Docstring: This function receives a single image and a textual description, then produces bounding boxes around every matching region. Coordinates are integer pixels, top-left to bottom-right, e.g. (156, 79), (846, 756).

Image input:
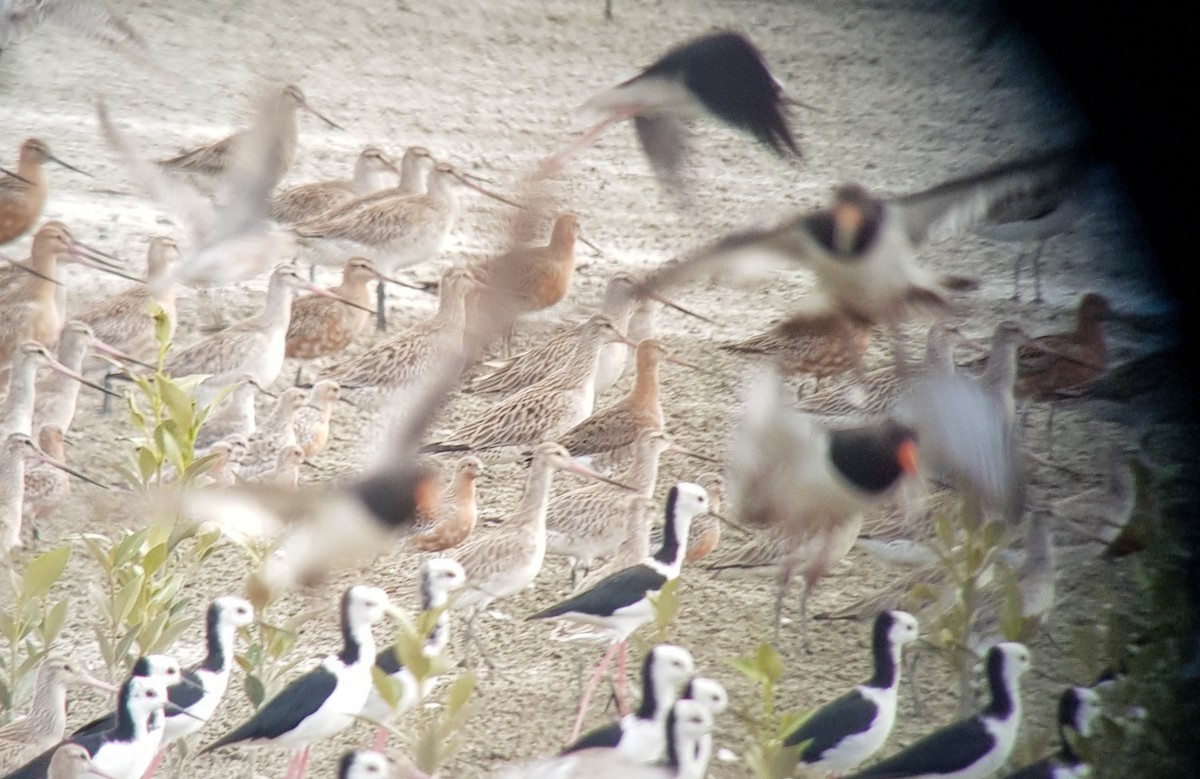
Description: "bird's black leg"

(1032, 241), (1046, 303)
(1011, 245), (1026, 302)
(376, 281), (387, 331)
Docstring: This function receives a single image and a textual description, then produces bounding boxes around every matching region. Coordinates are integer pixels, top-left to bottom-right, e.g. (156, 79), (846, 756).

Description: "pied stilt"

(360, 559), (465, 748)
(528, 482), (709, 740)
(784, 610), (920, 774)
(200, 585), (391, 779)
(845, 641), (1032, 779)
(493, 698), (714, 779)
(1000, 685), (1100, 779)
(337, 750), (390, 779)
(546, 31), (804, 193)
(562, 644), (694, 762)
(2, 674), (170, 779)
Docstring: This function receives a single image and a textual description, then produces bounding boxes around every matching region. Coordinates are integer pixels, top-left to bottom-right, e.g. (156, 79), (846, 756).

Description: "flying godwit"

(269, 146), (402, 225)
(637, 147), (1092, 370)
(467, 272), (638, 396)
(159, 84), (341, 184)
(421, 315), (634, 456)
(77, 235), (179, 362)
(293, 379), (340, 458)
(295, 161), (520, 329)
(163, 264), (358, 403)
(554, 338), (699, 465)
(449, 441), (630, 665)
(406, 455), (483, 552)
(470, 213), (580, 352)
(0, 0), (146, 60)
(0, 659), (115, 770)
(544, 30), (804, 194)
(318, 267), (478, 410)
(0, 140), (90, 246)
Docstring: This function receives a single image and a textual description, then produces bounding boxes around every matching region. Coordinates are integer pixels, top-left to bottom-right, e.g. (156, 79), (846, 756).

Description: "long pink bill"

(79, 674), (121, 695)
(1, 166), (33, 185)
(91, 337), (155, 371)
(664, 352), (716, 376)
(375, 270), (437, 295)
(47, 357), (122, 398)
(301, 100), (345, 131)
(301, 282), (375, 314)
(642, 289), (718, 325)
(666, 442), (720, 464)
(562, 460), (637, 491)
(2, 258), (63, 285)
(448, 169), (525, 210)
(29, 448), (112, 490)
(69, 245), (145, 283)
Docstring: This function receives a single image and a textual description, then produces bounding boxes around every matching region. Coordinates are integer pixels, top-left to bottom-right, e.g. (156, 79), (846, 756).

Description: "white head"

(668, 699), (715, 768)
(670, 481), (710, 523)
(647, 644), (696, 713)
(883, 610), (920, 648)
(1064, 685), (1102, 738)
(421, 558), (467, 602)
(684, 677), (728, 715)
(139, 654), (184, 687)
(344, 585), (391, 628)
(125, 675), (169, 720)
(338, 750), (390, 779)
(214, 596), (255, 631)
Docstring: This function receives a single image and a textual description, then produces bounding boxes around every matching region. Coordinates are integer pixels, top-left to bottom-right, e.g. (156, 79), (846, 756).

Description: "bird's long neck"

(639, 668), (680, 724)
(29, 673), (69, 742)
(620, 440), (664, 496)
(198, 608), (233, 674)
(420, 581), (452, 657)
(981, 335), (1019, 398)
(261, 278), (297, 329)
(338, 616), (376, 667)
(549, 220), (576, 255)
(865, 625), (901, 690)
(629, 350), (661, 409)
(652, 492), (688, 571)
(514, 459), (557, 534)
(454, 474), (478, 532)
(1077, 313), (1107, 357)
(337, 274), (373, 309)
(982, 656), (1019, 721)
(0, 359), (39, 435)
(17, 156), (46, 194)
(111, 683), (139, 740)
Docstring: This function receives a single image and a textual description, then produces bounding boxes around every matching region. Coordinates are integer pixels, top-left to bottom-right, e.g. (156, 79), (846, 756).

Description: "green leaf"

(445, 671), (475, 713)
(756, 642), (784, 685)
(371, 665), (402, 711)
(158, 378), (196, 432)
(245, 674), (266, 708)
(41, 598), (69, 644)
(113, 574), (143, 625)
(136, 446), (160, 484)
(21, 546), (71, 601)
(114, 629), (140, 668)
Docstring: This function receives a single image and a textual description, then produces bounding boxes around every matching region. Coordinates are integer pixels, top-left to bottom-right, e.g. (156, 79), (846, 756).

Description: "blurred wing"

(893, 143), (1093, 246)
(96, 98), (215, 247)
(894, 374), (1027, 523)
(633, 115), (691, 194)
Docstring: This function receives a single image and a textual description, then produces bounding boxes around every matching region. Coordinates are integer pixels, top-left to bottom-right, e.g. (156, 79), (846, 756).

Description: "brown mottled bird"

(1016, 292), (1111, 398)
(720, 305), (872, 391)
(285, 257), (378, 361)
(406, 456), (483, 552)
(77, 236), (180, 362)
(0, 140), (90, 246)
(268, 146), (401, 225)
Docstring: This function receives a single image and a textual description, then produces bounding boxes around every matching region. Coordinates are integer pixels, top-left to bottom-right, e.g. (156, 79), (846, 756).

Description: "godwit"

(269, 146), (401, 224)
(0, 659), (115, 770)
(242, 386), (306, 475)
(406, 455), (483, 553)
(420, 315), (634, 456)
(1014, 293), (1112, 423)
(716, 371), (918, 644)
(286, 257), (427, 371)
(467, 272), (638, 396)
(494, 699), (714, 779)
(720, 305), (873, 392)
(32, 320), (122, 435)
(545, 30), (803, 193)
(529, 482), (710, 739)
(159, 84), (341, 183)
(561, 644), (695, 760)
(44, 744), (106, 779)
(21, 424), (70, 523)
(194, 375), (261, 450)
(261, 444), (306, 488)
(3, 341), (115, 439)
(545, 429), (679, 582)
(97, 95), (302, 287)
(1, 673), (170, 779)
(163, 264), (356, 403)
(77, 235), (179, 362)
(360, 559), (466, 749)
(554, 338), (699, 464)
(293, 379), (340, 458)
(449, 441), (629, 664)
(0, 140), (90, 246)
(201, 586), (392, 779)
(470, 213), (580, 351)
(0, 222), (134, 369)
(1000, 686), (1099, 778)
(306, 146), (435, 224)
(843, 643), (1031, 779)
(318, 267), (477, 410)
(783, 610), (920, 775)
(638, 147), (1093, 368)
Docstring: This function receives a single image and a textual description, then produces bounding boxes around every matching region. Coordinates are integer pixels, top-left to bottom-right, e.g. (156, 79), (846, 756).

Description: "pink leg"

(613, 640), (629, 716)
(140, 747), (167, 779)
(570, 642), (620, 742)
(371, 725), (389, 750)
(283, 751), (303, 779)
(538, 107), (640, 176)
(294, 746), (312, 779)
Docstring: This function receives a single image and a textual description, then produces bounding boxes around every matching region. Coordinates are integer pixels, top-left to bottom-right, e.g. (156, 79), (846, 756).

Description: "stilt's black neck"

(652, 487), (682, 566)
(1057, 690), (1083, 764)
(337, 590), (362, 666)
(663, 706), (681, 768)
(110, 680), (138, 741)
(635, 651), (658, 720)
(865, 614), (898, 689)
(982, 649), (1015, 719)
(198, 602), (227, 673)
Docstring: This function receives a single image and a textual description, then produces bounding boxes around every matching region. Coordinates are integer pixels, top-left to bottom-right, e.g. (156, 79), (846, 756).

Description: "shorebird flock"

(0, 4), (1180, 779)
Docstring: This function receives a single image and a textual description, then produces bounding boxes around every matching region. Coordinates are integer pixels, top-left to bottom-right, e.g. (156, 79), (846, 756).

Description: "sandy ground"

(0, 0), (1190, 777)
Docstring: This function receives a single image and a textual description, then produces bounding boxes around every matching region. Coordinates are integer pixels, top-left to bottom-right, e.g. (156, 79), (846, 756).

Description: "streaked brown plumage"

(21, 424), (69, 522)
(269, 146), (401, 224)
(285, 257), (377, 359)
(1015, 292), (1111, 398)
(0, 140), (87, 246)
(77, 235), (179, 361)
(720, 306), (871, 387)
(472, 213), (579, 326)
(407, 456), (483, 552)
(0, 659), (114, 770)
(293, 379), (340, 458)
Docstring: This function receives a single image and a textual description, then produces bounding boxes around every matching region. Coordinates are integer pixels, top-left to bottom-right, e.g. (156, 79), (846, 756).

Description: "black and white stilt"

(845, 641), (1032, 779)
(784, 610), (920, 775)
(562, 644), (695, 762)
(1000, 685), (1099, 779)
(336, 750), (390, 779)
(3, 674), (170, 779)
(360, 559), (465, 749)
(528, 482), (709, 741)
(200, 586), (391, 779)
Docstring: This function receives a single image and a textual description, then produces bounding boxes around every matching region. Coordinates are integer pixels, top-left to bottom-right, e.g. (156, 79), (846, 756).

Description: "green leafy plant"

(728, 642), (808, 779)
(235, 606), (321, 709)
(647, 577), (682, 643)
(0, 546), (72, 719)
